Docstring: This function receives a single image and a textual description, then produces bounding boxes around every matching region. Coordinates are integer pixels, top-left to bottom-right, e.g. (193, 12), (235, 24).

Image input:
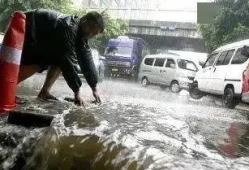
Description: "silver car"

(138, 53), (198, 93)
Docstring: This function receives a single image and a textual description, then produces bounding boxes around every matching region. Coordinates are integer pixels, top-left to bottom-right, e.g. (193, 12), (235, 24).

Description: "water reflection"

(24, 133), (143, 170)
(219, 121), (249, 158)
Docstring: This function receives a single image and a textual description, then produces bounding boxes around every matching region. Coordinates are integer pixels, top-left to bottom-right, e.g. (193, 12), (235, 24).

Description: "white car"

(190, 39), (249, 108)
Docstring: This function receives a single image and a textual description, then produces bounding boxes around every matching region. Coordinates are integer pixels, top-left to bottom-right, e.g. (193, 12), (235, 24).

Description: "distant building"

(73, 0), (196, 22)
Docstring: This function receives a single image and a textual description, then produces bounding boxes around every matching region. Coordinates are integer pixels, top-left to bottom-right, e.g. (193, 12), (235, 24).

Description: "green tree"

(198, 0), (249, 52)
(66, 8), (128, 54)
(89, 17), (128, 54)
(0, 0), (72, 32)
(0, 1), (128, 54)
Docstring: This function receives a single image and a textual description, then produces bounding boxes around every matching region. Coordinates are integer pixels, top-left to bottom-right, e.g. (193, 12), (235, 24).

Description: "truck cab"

(104, 36), (149, 78)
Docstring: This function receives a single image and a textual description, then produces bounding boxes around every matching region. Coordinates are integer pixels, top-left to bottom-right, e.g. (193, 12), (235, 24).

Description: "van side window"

(154, 58), (165, 67)
(223, 50), (235, 65)
(144, 58), (154, 66)
(216, 50), (235, 66)
(231, 48), (249, 64)
(204, 53), (218, 67)
(165, 59), (176, 68)
(216, 51), (228, 66)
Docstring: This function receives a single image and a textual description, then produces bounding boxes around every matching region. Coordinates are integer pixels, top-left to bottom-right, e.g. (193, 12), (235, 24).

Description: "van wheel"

(170, 81), (181, 93)
(189, 84), (204, 99)
(141, 77), (149, 87)
(223, 87), (238, 109)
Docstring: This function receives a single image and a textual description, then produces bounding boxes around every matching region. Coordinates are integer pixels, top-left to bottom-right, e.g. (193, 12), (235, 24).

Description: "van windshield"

(105, 47), (133, 57)
(177, 59), (198, 72)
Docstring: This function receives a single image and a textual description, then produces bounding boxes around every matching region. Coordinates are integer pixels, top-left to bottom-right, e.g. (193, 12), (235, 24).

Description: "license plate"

(112, 68), (118, 72)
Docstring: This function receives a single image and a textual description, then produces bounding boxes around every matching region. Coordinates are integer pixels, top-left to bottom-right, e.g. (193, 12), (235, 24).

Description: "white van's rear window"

(231, 48), (248, 64)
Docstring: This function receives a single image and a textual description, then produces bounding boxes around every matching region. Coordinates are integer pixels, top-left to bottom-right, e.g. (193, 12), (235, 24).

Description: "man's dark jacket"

(23, 9), (98, 93)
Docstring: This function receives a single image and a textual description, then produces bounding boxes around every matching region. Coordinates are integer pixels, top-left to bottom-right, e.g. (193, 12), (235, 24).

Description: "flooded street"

(1, 74), (249, 170)
(2, 0), (249, 169)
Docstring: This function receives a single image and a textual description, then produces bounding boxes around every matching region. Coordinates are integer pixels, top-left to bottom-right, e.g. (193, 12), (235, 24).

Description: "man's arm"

(76, 39), (99, 89)
(59, 53), (85, 105)
(56, 20), (82, 94)
(76, 39), (101, 103)
(59, 53), (82, 93)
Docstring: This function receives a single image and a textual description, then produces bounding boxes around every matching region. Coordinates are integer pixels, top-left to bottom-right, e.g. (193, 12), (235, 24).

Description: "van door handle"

(213, 67), (216, 72)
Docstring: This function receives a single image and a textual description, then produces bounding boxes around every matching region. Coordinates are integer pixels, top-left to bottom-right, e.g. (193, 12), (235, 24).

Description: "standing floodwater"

(1, 74), (249, 170)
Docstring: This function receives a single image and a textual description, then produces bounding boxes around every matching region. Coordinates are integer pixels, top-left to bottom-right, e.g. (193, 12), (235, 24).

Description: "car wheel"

(223, 87), (238, 109)
(141, 77), (149, 87)
(189, 84), (204, 99)
(170, 81), (181, 93)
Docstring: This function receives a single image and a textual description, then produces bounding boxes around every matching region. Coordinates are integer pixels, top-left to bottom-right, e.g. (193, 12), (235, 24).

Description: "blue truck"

(104, 36), (149, 78)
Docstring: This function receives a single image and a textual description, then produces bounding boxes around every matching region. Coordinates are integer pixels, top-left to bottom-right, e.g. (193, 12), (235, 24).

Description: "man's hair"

(80, 12), (105, 33)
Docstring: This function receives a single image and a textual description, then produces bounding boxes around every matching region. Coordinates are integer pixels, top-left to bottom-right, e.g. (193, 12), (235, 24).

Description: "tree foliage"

(90, 17), (128, 54)
(198, 0), (249, 52)
(0, 0), (72, 31)
(0, 0), (128, 54)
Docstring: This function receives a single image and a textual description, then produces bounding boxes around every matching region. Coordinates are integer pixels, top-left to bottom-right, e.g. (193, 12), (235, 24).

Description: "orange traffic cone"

(0, 11), (26, 114)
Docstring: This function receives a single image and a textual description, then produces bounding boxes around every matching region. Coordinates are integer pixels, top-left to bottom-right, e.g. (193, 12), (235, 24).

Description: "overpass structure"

(128, 20), (206, 52)
(74, 0), (206, 52)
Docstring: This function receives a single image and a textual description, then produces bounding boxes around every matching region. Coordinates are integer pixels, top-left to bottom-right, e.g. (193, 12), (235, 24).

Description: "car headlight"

(180, 73), (187, 78)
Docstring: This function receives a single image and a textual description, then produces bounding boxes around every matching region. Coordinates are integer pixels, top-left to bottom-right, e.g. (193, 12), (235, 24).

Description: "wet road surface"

(1, 74), (249, 170)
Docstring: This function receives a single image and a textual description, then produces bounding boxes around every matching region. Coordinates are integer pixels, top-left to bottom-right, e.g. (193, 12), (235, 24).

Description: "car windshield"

(178, 59), (198, 72)
(105, 46), (132, 57)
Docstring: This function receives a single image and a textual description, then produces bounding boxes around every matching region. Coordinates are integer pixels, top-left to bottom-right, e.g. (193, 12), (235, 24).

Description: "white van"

(138, 53), (199, 93)
(190, 39), (249, 108)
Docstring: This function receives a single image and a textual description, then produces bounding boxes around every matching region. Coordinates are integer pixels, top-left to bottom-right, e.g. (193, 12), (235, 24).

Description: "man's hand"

(74, 92), (85, 106)
(92, 87), (101, 103)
